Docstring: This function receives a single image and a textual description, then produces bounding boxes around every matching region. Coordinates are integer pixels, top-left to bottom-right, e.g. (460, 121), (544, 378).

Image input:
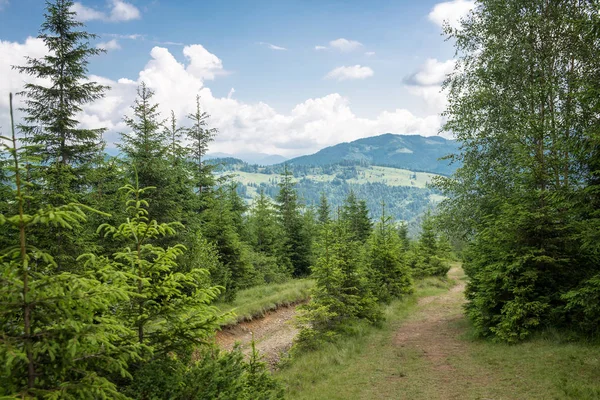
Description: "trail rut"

(215, 303), (300, 367)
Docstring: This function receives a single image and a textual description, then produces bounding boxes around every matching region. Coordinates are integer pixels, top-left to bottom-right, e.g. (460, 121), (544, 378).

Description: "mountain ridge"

(282, 133), (459, 175)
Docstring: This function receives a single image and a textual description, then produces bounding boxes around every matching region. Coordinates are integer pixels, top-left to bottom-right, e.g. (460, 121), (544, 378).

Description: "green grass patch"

(216, 279), (314, 326)
(276, 277), (449, 400)
(277, 268), (600, 399)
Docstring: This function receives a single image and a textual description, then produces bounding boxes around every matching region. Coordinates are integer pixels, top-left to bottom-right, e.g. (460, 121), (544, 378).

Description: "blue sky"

(0, 0), (474, 157)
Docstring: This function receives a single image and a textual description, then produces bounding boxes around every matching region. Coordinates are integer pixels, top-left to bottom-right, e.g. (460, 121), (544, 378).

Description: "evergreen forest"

(1, 0), (599, 399)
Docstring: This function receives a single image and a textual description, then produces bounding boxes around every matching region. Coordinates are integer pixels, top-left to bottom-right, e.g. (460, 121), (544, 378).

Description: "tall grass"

(216, 279), (314, 326)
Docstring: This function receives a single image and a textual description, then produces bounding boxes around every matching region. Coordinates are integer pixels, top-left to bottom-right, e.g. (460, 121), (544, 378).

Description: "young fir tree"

(317, 191), (331, 225)
(397, 221), (411, 251)
(0, 94), (138, 399)
(366, 202), (413, 303)
(276, 165), (312, 277)
(341, 190), (372, 242)
(201, 188), (254, 299)
(297, 218), (381, 346)
(96, 179), (223, 358)
(186, 95), (217, 195)
(15, 0), (107, 203)
(246, 189), (292, 283)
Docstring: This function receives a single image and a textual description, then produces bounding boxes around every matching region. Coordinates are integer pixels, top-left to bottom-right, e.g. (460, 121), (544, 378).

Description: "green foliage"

(0, 96), (139, 399)
(436, 0), (600, 342)
(15, 0), (106, 193)
(366, 203), (414, 303)
(186, 95), (217, 194)
(407, 211), (450, 279)
(340, 190), (372, 242)
(201, 188), (254, 299)
(296, 220), (382, 347)
(125, 345), (284, 400)
(96, 180), (223, 356)
(276, 166), (313, 277)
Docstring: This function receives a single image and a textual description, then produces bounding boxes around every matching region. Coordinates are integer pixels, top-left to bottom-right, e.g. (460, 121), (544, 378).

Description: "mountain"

(206, 152), (288, 166)
(284, 134), (460, 175)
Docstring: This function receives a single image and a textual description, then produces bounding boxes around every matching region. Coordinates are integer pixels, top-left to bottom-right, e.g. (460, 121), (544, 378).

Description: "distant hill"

(284, 134), (459, 175)
(206, 152), (288, 166)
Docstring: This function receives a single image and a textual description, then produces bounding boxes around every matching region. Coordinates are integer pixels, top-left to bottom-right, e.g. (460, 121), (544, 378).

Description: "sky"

(0, 0), (475, 157)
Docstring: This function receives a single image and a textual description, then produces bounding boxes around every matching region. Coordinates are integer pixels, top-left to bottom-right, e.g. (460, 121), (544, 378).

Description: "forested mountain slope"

(284, 134), (460, 175)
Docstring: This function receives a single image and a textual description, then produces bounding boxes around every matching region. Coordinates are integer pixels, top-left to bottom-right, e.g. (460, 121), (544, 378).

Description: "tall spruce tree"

(186, 95), (217, 194)
(317, 192), (331, 225)
(276, 165), (312, 277)
(119, 83), (181, 224)
(15, 0), (107, 203)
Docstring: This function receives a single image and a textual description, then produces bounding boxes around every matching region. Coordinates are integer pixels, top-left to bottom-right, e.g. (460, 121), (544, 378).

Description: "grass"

(276, 277), (454, 400)
(276, 267), (600, 399)
(215, 279), (314, 326)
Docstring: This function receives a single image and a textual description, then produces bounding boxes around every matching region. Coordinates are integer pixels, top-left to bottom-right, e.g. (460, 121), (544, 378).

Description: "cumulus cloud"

(404, 58), (455, 86)
(96, 39), (121, 51)
(71, 0), (141, 22)
(326, 65), (374, 81)
(315, 38), (364, 52)
(404, 58), (456, 113)
(257, 42), (287, 51)
(0, 38), (447, 158)
(428, 0), (475, 30)
(329, 38), (363, 52)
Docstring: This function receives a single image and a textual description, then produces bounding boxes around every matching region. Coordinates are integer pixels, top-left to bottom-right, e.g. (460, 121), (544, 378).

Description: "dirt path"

(215, 303), (300, 367)
(392, 265), (497, 399)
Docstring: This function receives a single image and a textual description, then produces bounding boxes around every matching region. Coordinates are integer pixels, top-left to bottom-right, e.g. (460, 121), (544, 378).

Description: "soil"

(215, 303), (302, 368)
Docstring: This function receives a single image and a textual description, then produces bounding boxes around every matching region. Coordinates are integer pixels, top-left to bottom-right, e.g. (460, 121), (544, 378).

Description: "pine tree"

(317, 192), (331, 224)
(186, 95), (217, 194)
(367, 202), (413, 303)
(276, 165), (312, 277)
(96, 179), (223, 357)
(201, 188), (254, 299)
(341, 190), (372, 242)
(297, 219), (381, 345)
(119, 83), (180, 223)
(15, 0), (107, 203)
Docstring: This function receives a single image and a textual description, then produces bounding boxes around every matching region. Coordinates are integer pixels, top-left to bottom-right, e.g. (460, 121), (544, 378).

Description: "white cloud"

(0, 37), (48, 113)
(326, 65), (374, 81)
(0, 39), (447, 158)
(428, 0), (475, 30)
(96, 39), (121, 51)
(404, 58), (455, 86)
(71, 2), (105, 21)
(109, 0), (140, 21)
(365, 51), (375, 57)
(71, 0), (140, 22)
(104, 33), (144, 40)
(329, 38), (363, 52)
(315, 39), (364, 52)
(257, 42), (287, 51)
(404, 58), (456, 113)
